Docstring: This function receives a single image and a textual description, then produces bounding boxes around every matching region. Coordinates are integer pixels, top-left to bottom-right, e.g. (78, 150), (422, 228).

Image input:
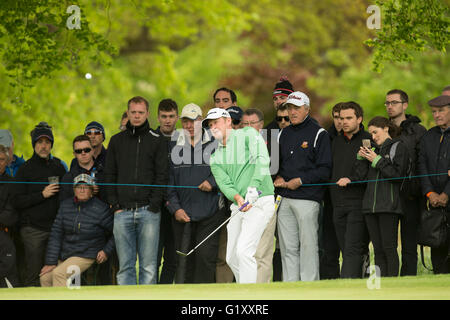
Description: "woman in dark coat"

(348, 116), (409, 277)
(40, 174), (114, 287)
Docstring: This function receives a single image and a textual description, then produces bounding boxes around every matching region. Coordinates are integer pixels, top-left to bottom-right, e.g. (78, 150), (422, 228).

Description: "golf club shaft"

(187, 200), (250, 254)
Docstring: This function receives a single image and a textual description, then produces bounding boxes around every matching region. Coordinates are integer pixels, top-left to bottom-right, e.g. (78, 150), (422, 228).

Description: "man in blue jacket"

(166, 103), (222, 283)
(274, 91), (332, 281)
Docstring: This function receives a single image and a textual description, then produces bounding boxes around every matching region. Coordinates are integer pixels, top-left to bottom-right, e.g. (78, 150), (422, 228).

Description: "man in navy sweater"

(274, 91), (332, 281)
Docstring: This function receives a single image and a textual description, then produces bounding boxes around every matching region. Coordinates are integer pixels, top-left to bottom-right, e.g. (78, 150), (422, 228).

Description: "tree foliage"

(365, 0), (449, 71)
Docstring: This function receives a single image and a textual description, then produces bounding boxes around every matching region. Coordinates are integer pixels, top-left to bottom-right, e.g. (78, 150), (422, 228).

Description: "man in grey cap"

(418, 94), (450, 274)
(0, 130), (25, 177)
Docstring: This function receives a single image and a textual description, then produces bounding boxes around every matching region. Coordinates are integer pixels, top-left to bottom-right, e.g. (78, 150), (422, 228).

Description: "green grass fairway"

(0, 275), (449, 300)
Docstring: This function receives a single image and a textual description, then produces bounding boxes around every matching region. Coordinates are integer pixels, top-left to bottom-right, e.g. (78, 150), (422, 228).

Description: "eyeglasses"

(276, 116), (290, 122)
(85, 130), (102, 136)
(384, 101), (404, 107)
(232, 119), (241, 125)
(74, 148), (92, 154)
(242, 120), (262, 126)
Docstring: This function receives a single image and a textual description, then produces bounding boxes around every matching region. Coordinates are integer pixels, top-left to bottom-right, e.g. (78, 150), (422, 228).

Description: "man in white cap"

(274, 91), (332, 282)
(205, 107), (275, 284)
(167, 103), (223, 283)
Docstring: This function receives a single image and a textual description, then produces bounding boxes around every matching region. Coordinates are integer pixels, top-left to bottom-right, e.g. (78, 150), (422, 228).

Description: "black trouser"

(20, 226), (50, 287)
(399, 196), (422, 276)
(365, 213), (400, 277)
(173, 209), (224, 284)
(0, 230), (19, 288)
(333, 206), (368, 278)
(431, 209), (450, 274)
(319, 198), (340, 280)
(157, 205), (176, 284)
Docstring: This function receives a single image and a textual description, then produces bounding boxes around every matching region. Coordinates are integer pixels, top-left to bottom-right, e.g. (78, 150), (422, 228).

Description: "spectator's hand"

(198, 180), (212, 192)
(114, 209), (124, 214)
(42, 184), (60, 198)
(428, 192), (441, 207)
(40, 265), (56, 276)
(273, 176), (287, 188)
(234, 194), (251, 212)
(286, 178), (302, 190)
(359, 147), (377, 162)
(336, 178), (351, 187)
(96, 250), (108, 264)
(437, 193), (449, 207)
(175, 209), (191, 223)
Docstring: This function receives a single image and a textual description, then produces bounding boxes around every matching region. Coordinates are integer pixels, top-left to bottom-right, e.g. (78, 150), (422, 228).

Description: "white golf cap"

(180, 103), (203, 120)
(202, 107), (231, 126)
(286, 91), (310, 107)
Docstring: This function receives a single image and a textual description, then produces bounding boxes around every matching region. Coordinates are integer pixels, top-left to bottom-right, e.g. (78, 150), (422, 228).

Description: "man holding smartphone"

(331, 102), (372, 278)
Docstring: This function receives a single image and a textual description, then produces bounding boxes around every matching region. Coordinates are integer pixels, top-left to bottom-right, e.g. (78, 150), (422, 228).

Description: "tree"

(365, 0), (449, 71)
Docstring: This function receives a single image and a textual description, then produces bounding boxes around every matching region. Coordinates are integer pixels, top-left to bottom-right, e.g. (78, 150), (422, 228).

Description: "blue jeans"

(113, 206), (161, 285)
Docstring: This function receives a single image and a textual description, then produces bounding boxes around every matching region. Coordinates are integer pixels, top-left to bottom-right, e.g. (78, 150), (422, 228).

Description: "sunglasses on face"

(276, 116), (290, 122)
(85, 130), (102, 136)
(74, 148), (92, 154)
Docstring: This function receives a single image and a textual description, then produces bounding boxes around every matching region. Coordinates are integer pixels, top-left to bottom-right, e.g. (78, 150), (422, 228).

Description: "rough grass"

(1, 274), (449, 300)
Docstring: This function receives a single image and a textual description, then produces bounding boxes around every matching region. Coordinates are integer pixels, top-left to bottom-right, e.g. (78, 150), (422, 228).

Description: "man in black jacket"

(155, 98), (179, 284)
(385, 89), (427, 276)
(418, 94), (450, 274)
(330, 102), (371, 278)
(167, 103), (222, 283)
(11, 122), (66, 286)
(105, 96), (168, 285)
(61, 135), (107, 202)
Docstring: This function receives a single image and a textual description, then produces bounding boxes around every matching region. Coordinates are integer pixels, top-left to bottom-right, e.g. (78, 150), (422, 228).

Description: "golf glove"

(244, 187), (259, 205)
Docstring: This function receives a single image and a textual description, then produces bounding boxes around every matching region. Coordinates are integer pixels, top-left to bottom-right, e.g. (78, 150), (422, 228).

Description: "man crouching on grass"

(205, 108), (275, 284)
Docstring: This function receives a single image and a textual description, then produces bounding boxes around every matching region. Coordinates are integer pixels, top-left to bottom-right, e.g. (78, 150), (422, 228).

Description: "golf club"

(176, 191), (262, 257)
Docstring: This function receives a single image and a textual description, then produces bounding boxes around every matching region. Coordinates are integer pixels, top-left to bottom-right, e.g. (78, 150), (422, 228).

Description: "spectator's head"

(73, 173), (95, 202)
(127, 96), (149, 127)
(213, 87), (237, 109)
(367, 116), (400, 146)
(285, 91), (310, 125)
(157, 99), (179, 136)
(331, 102), (344, 132)
(442, 85), (450, 96)
(227, 106), (244, 129)
(203, 108), (232, 141)
(385, 89), (408, 120)
(180, 103), (203, 140)
(242, 108), (264, 132)
(72, 135), (94, 167)
(0, 130), (13, 163)
(120, 111), (128, 131)
(428, 94), (450, 130)
(0, 144), (10, 175)
(276, 103), (290, 129)
(30, 122), (54, 159)
(339, 101), (363, 136)
(272, 76), (294, 109)
(84, 121), (105, 149)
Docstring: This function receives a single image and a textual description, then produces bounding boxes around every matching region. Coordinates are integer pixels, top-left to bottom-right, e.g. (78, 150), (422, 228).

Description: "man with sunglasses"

(84, 121), (107, 168)
(60, 135), (107, 202)
(385, 89), (427, 276)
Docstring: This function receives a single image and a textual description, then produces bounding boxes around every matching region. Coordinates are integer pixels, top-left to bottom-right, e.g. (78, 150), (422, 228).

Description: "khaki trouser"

(254, 211), (277, 283)
(40, 256), (95, 287)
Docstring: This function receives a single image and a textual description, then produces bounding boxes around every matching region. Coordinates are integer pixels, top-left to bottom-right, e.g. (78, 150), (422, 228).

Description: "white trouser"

(277, 198), (320, 282)
(226, 195), (275, 284)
